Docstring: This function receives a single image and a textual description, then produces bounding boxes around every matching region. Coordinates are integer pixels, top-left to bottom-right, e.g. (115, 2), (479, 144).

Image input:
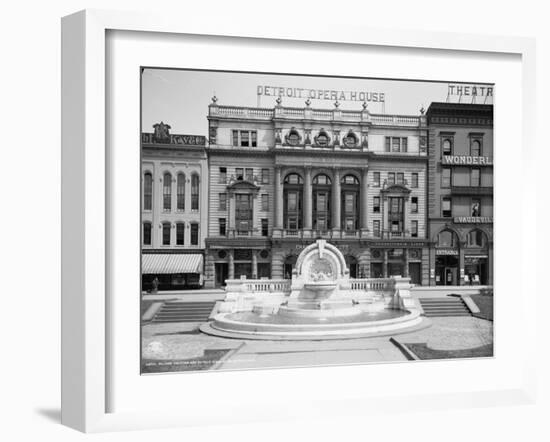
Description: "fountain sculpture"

(201, 240), (429, 340)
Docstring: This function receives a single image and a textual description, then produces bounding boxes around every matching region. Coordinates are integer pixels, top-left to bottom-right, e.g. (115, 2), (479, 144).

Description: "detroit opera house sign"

(257, 85), (386, 103)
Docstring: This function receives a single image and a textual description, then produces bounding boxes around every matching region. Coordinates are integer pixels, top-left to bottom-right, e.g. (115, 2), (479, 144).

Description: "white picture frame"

(61, 9), (537, 433)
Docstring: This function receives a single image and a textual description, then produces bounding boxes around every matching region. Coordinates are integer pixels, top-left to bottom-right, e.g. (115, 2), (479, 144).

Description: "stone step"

(419, 297), (471, 317)
(152, 301), (216, 323)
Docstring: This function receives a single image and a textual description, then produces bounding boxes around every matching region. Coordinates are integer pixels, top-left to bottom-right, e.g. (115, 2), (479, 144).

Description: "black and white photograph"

(140, 69), (494, 374)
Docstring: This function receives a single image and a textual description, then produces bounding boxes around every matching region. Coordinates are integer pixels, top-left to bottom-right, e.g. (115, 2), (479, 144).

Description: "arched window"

(471, 139), (481, 156)
(284, 173), (303, 184)
(143, 172), (153, 211)
(313, 174), (332, 185)
(313, 174), (332, 230)
(442, 139), (452, 156)
(283, 173), (303, 230)
(143, 222), (152, 245)
(437, 230), (457, 248)
(191, 174), (199, 210)
(341, 174), (359, 185)
(341, 175), (360, 231)
(177, 173), (185, 211)
(467, 229), (486, 247)
(176, 222), (185, 245)
(163, 172), (172, 211)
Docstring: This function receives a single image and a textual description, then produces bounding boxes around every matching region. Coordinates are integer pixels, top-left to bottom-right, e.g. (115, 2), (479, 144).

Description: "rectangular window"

(176, 223), (185, 245)
(385, 137), (391, 152)
(373, 220), (381, 237)
(162, 223), (171, 245)
(219, 193), (227, 211)
(373, 196), (380, 213)
(471, 168), (481, 187)
(190, 224), (199, 245)
(240, 131), (249, 147)
(411, 197), (418, 213)
(411, 173), (418, 188)
(219, 167), (227, 184)
(251, 131), (257, 147)
(442, 197), (452, 217)
(411, 220), (418, 238)
(143, 223), (151, 245)
(389, 197), (403, 214)
(387, 172), (395, 185)
(392, 137), (400, 152)
(236, 168), (244, 180)
(219, 218), (226, 236)
(441, 168), (451, 188)
(245, 168), (254, 181)
(401, 137), (408, 152)
(261, 218), (268, 236)
(143, 173), (153, 211)
(397, 173), (404, 185)
(232, 130), (239, 147)
(373, 172), (380, 187)
(261, 168), (269, 184)
(261, 194), (269, 211)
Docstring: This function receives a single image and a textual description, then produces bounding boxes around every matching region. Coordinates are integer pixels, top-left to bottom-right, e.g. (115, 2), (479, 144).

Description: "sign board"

(257, 85), (385, 103)
(436, 248), (459, 256)
(442, 156), (493, 166)
(453, 217), (493, 224)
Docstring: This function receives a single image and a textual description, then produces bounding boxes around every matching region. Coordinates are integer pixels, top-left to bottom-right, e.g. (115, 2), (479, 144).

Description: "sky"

(141, 68), (494, 136)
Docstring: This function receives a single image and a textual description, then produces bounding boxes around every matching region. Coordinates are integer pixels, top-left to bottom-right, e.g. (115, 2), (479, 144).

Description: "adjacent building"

(141, 123), (209, 290)
(425, 103), (493, 286)
(204, 97), (431, 288)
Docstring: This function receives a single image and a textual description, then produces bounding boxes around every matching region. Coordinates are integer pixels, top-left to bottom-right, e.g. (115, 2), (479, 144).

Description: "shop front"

(141, 252), (204, 291)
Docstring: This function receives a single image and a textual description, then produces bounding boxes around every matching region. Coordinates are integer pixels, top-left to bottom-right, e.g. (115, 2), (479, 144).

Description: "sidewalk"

(411, 285), (492, 298)
(142, 288), (225, 302)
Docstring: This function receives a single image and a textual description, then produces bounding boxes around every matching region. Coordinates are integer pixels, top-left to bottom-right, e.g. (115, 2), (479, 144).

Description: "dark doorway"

(215, 263), (228, 287)
(408, 262), (422, 285)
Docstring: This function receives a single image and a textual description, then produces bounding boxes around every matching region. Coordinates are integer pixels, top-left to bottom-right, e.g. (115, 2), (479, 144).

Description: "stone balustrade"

(209, 104), (423, 127)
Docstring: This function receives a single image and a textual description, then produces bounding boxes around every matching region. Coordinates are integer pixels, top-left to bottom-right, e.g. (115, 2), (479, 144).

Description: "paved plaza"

(141, 314), (493, 373)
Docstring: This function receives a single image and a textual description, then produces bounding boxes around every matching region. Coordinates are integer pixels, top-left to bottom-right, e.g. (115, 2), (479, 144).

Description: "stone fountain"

(201, 240), (429, 340)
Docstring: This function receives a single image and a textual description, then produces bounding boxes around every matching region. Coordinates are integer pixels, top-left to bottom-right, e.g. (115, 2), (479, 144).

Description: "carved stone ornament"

(152, 121), (171, 143)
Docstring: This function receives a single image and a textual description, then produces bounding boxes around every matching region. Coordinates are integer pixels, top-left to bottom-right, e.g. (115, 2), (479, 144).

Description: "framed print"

(61, 9), (537, 433)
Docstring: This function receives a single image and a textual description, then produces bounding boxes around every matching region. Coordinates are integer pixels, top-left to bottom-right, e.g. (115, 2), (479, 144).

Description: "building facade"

(204, 98), (430, 288)
(426, 103), (493, 286)
(141, 123), (209, 290)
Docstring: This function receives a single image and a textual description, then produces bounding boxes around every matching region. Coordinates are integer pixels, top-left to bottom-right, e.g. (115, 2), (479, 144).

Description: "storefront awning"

(142, 254), (203, 274)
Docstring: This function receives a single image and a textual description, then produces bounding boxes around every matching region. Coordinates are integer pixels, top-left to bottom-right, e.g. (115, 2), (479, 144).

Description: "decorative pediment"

(381, 183), (411, 195)
(226, 179), (260, 195)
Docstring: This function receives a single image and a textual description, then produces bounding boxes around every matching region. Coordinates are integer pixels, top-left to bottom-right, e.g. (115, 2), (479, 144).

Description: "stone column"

(304, 167), (312, 231)
(383, 196), (389, 238)
(228, 249), (235, 279)
(360, 167), (369, 232)
(274, 166), (284, 229)
(403, 197), (409, 237)
(383, 249), (388, 278)
(332, 168), (341, 230)
(459, 245), (465, 286)
(252, 251), (258, 279)
(404, 249), (409, 277)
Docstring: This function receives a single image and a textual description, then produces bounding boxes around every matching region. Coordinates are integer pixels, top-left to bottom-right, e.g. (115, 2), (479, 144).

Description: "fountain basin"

(200, 308), (429, 340)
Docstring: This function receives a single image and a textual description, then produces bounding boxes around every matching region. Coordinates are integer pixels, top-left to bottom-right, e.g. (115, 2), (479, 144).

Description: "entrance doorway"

(215, 263), (228, 287)
(408, 262), (422, 285)
(435, 255), (459, 286)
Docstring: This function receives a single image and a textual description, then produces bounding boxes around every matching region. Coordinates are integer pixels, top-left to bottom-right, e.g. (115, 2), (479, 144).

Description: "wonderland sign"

(257, 85), (385, 102)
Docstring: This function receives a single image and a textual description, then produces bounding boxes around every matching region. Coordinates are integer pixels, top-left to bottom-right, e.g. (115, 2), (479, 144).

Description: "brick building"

(426, 103), (494, 286)
(141, 123), (209, 290)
